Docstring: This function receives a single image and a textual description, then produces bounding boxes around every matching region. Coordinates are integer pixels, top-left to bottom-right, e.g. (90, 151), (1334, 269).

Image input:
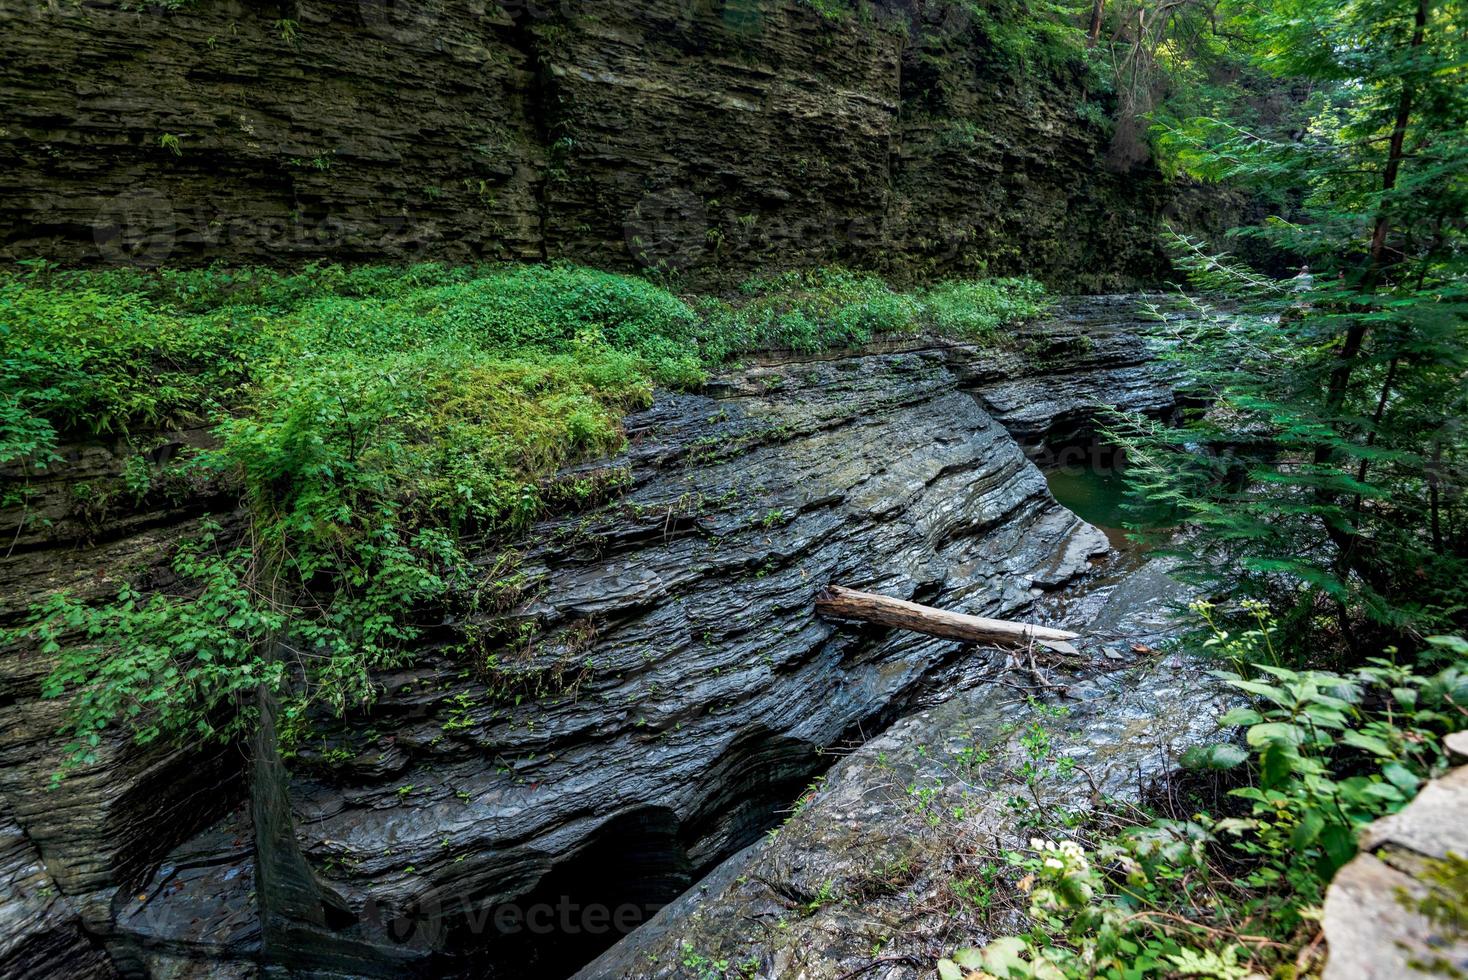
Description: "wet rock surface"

(258, 348), (1111, 977)
(1, 300), (1185, 978)
(0, 811), (117, 980)
(574, 553), (1223, 980)
(961, 294), (1182, 450)
(0, 508), (248, 979)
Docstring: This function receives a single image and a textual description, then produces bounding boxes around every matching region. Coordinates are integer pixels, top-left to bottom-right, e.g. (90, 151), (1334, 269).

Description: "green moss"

(1401, 851), (1468, 975)
(797, 0), (854, 22)
(4, 259), (1047, 770)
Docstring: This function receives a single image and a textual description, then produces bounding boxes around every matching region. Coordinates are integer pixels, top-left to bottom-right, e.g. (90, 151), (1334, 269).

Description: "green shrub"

(920, 277), (1050, 340)
(5, 260), (1047, 772)
(939, 628), (1468, 980)
(691, 266), (1047, 357)
(0, 276), (258, 472)
(694, 266), (922, 355)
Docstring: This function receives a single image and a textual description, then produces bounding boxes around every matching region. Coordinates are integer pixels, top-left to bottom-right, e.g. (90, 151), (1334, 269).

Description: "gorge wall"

(0, 299), (1179, 978)
(1, 0), (1216, 289)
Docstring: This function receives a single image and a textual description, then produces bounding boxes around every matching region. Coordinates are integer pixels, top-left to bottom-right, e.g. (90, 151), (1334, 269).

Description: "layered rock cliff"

(1, 0), (1194, 289)
(0, 298), (1180, 978)
(576, 561), (1228, 980)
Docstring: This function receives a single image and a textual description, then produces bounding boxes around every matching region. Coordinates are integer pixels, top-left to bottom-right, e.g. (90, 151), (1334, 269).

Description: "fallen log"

(814, 585), (1081, 655)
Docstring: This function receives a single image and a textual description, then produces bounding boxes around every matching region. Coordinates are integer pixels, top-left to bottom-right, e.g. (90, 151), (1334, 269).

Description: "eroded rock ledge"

(576, 558), (1227, 980)
(1, 298), (1176, 978)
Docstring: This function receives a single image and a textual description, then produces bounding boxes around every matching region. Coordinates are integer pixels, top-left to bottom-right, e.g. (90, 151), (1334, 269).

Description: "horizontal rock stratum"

(1, 298), (1181, 977)
(0, 0), (1240, 288)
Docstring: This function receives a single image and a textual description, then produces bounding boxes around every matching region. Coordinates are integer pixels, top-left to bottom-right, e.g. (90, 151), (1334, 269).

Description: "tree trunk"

(1320, 0), (1428, 422)
(1352, 355), (1400, 514)
(815, 585), (1080, 654)
(1088, 0), (1105, 46)
(252, 679), (330, 935)
(1313, 0), (1429, 591)
(1428, 440), (1445, 554)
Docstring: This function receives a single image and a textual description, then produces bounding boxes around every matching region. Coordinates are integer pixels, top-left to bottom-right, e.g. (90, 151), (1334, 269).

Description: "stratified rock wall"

(0, 519), (248, 978)
(0, 301), (1175, 978)
(0, 435), (250, 978)
(1, 0), (1183, 289)
(0, 812), (117, 980)
(576, 645), (1231, 980)
(125, 346), (1114, 978)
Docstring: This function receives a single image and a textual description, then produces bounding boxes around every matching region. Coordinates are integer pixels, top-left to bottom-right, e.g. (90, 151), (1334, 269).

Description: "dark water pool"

(1044, 464), (1171, 552)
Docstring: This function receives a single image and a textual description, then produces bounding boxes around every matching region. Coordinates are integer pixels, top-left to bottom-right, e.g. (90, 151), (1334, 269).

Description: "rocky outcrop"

(0, 498), (248, 978)
(0, 301), (1180, 978)
(1322, 733), (1468, 980)
(136, 348), (1116, 978)
(1, 0), (1186, 289)
(576, 557), (1224, 979)
(0, 811), (116, 980)
(962, 294), (1181, 449)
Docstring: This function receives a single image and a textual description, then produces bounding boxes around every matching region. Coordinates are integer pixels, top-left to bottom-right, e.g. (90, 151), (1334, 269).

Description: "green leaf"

(1300, 706), (1348, 730)
(1340, 730), (1394, 757)
(1260, 741), (1297, 789)
(982, 936), (1031, 976)
(1246, 722), (1306, 747)
(1306, 692), (1355, 712)
(1218, 707), (1263, 727)
(1381, 762), (1420, 794)
(1426, 636), (1468, 656)
(1228, 678), (1290, 704)
(952, 948), (985, 970)
(1291, 809), (1325, 849)
(937, 959), (964, 980)
(1318, 824), (1357, 878)
(1181, 743), (1250, 770)
(1361, 782), (1405, 802)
